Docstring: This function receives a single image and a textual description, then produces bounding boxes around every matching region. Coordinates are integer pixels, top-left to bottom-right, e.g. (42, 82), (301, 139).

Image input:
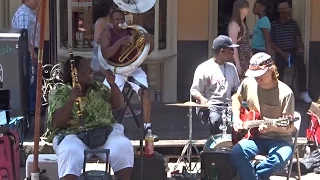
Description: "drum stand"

(174, 104), (200, 172)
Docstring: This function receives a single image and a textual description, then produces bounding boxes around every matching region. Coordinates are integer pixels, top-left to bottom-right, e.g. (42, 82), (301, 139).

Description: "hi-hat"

(166, 101), (212, 108)
(113, 0), (156, 14)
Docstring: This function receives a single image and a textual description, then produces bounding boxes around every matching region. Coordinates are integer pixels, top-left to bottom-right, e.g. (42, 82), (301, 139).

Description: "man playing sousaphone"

(98, 9), (158, 141)
(190, 35), (240, 135)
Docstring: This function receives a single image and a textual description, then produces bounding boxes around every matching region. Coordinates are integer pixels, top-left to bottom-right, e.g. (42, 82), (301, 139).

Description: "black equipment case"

(131, 152), (167, 180)
(78, 149), (113, 180)
(0, 29), (30, 120)
(200, 149), (237, 180)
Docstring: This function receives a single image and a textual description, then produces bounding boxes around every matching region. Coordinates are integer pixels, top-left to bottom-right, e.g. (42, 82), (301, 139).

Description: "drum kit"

(166, 100), (234, 172)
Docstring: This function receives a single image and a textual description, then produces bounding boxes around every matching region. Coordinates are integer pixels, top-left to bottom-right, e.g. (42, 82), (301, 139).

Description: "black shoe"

(145, 127), (159, 142)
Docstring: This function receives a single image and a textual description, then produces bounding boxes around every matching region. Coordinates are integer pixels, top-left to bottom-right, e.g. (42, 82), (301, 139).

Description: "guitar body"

(232, 107), (261, 145)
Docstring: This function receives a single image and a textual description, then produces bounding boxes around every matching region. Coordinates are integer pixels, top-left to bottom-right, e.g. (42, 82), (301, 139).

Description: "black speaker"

(200, 149), (237, 180)
(0, 29), (30, 120)
(131, 153), (167, 180)
(0, 89), (10, 124)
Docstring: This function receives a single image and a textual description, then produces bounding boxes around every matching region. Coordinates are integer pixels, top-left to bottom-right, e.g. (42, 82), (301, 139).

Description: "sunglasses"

(221, 48), (234, 54)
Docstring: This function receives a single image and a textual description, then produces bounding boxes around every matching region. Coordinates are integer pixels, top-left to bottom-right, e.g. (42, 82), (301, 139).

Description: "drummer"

(190, 35), (240, 135)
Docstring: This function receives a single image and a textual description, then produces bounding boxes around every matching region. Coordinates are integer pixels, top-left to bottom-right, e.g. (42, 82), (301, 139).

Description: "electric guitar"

(231, 107), (295, 145)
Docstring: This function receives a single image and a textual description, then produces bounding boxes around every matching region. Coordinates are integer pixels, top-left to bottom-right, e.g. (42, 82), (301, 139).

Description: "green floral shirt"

(45, 81), (116, 142)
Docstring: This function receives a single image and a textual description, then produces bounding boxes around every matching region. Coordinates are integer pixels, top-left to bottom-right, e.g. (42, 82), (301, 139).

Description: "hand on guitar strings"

(233, 119), (243, 132)
(258, 123), (275, 134)
(105, 69), (115, 84)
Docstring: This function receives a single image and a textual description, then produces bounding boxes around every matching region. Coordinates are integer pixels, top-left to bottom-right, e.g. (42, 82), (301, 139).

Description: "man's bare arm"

(52, 99), (74, 129)
(147, 34), (154, 54)
(100, 29), (122, 59)
(94, 19), (107, 43)
(231, 93), (242, 119)
(109, 82), (124, 110)
(190, 67), (207, 103)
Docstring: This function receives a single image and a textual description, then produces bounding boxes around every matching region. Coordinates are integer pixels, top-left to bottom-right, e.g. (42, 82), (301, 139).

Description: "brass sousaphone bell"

(97, 0), (156, 75)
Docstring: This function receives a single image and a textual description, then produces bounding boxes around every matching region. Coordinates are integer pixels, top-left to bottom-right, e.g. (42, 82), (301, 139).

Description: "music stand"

(174, 94), (200, 172)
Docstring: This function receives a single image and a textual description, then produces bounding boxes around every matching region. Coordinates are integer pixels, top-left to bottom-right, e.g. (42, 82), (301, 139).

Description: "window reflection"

(159, 0), (167, 50)
(58, 0), (167, 51)
(266, 0), (292, 22)
(218, 0), (237, 36)
(59, 0), (68, 48)
(130, 0), (167, 50)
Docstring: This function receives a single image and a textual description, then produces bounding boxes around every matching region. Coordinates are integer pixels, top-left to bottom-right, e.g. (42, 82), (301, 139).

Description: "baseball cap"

(245, 52), (274, 77)
(212, 35), (239, 50)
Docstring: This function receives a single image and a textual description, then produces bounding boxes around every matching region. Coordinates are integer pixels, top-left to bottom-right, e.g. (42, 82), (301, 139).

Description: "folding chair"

(286, 111), (302, 180)
(115, 83), (140, 128)
(306, 111), (320, 146)
(252, 111), (302, 180)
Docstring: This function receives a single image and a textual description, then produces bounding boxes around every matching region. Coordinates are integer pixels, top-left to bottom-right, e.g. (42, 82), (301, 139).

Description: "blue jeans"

(28, 48), (38, 112)
(230, 138), (293, 180)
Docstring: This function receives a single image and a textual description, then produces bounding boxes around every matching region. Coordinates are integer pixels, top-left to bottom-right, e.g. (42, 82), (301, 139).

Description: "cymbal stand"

(174, 102), (200, 172)
(220, 105), (232, 137)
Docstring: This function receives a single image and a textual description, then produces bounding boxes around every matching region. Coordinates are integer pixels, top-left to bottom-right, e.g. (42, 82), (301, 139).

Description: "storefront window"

(57, 0), (167, 52)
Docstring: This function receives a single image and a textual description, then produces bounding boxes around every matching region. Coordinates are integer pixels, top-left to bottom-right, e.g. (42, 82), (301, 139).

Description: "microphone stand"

(127, 76), (148, 180)
(139, 86), (147, 180)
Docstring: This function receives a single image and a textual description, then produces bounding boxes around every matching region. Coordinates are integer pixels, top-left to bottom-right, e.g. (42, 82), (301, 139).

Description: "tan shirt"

(237, 77), (295, 141)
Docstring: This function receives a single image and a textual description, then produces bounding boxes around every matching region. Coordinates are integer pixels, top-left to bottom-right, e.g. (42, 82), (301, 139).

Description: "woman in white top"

(93, 0), (113, 43)
(91, 0), (113, 76)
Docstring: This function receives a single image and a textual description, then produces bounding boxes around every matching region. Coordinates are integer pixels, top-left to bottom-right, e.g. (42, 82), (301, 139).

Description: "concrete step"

(22, 137), (309, 158)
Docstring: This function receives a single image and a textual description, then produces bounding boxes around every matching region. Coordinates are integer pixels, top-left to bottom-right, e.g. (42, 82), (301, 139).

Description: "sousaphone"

(97, 0), (156, 75)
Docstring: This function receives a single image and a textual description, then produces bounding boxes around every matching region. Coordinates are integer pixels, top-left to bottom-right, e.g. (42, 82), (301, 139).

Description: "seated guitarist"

(190, 35), (240, 135)
(230, 52), (296, 180)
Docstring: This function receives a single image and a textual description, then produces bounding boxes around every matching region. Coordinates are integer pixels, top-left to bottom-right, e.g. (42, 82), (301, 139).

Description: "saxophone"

(68, 46), (84, 127)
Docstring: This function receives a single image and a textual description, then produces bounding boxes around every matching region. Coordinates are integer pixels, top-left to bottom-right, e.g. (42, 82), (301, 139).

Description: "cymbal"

(166, 101), (211, 108)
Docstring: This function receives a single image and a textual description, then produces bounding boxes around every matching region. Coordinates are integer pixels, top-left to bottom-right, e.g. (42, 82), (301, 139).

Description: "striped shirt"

(11, 4), (39, 48)
(270, 20), (300, 50)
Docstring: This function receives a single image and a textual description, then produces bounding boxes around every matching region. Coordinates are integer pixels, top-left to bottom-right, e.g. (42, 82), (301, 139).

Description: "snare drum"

(203, 133), (233, 151)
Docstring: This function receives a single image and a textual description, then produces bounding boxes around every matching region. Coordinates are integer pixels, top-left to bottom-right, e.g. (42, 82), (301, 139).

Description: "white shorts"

(52, 123), (134, 178)
(103, 67), (148, 93)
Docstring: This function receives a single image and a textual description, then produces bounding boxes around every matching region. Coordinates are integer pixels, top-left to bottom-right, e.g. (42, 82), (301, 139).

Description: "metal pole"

(32, 0), (47, 178)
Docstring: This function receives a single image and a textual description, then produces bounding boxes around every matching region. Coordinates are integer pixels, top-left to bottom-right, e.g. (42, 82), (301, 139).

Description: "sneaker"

(300, 92), (312, 103)
(144, 127), (159, 142)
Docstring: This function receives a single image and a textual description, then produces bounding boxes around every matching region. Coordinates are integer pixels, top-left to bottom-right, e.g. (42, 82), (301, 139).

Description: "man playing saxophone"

(99, 9), (158, 141)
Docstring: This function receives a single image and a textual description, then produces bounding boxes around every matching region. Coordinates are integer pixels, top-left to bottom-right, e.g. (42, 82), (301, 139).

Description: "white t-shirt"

(190, 58), (240, 105)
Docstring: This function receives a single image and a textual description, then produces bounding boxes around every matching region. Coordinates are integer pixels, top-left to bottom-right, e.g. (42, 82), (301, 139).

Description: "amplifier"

(0, 29), (30, 119)
(200, 149), (237, 180)
(26, 154), (58, 180)
(0, 89), (10, 124)
(131, 152), (168, 180)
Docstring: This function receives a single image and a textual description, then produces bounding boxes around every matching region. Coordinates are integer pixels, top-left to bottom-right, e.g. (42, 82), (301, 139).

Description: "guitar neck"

(245, 119), (275, 128)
